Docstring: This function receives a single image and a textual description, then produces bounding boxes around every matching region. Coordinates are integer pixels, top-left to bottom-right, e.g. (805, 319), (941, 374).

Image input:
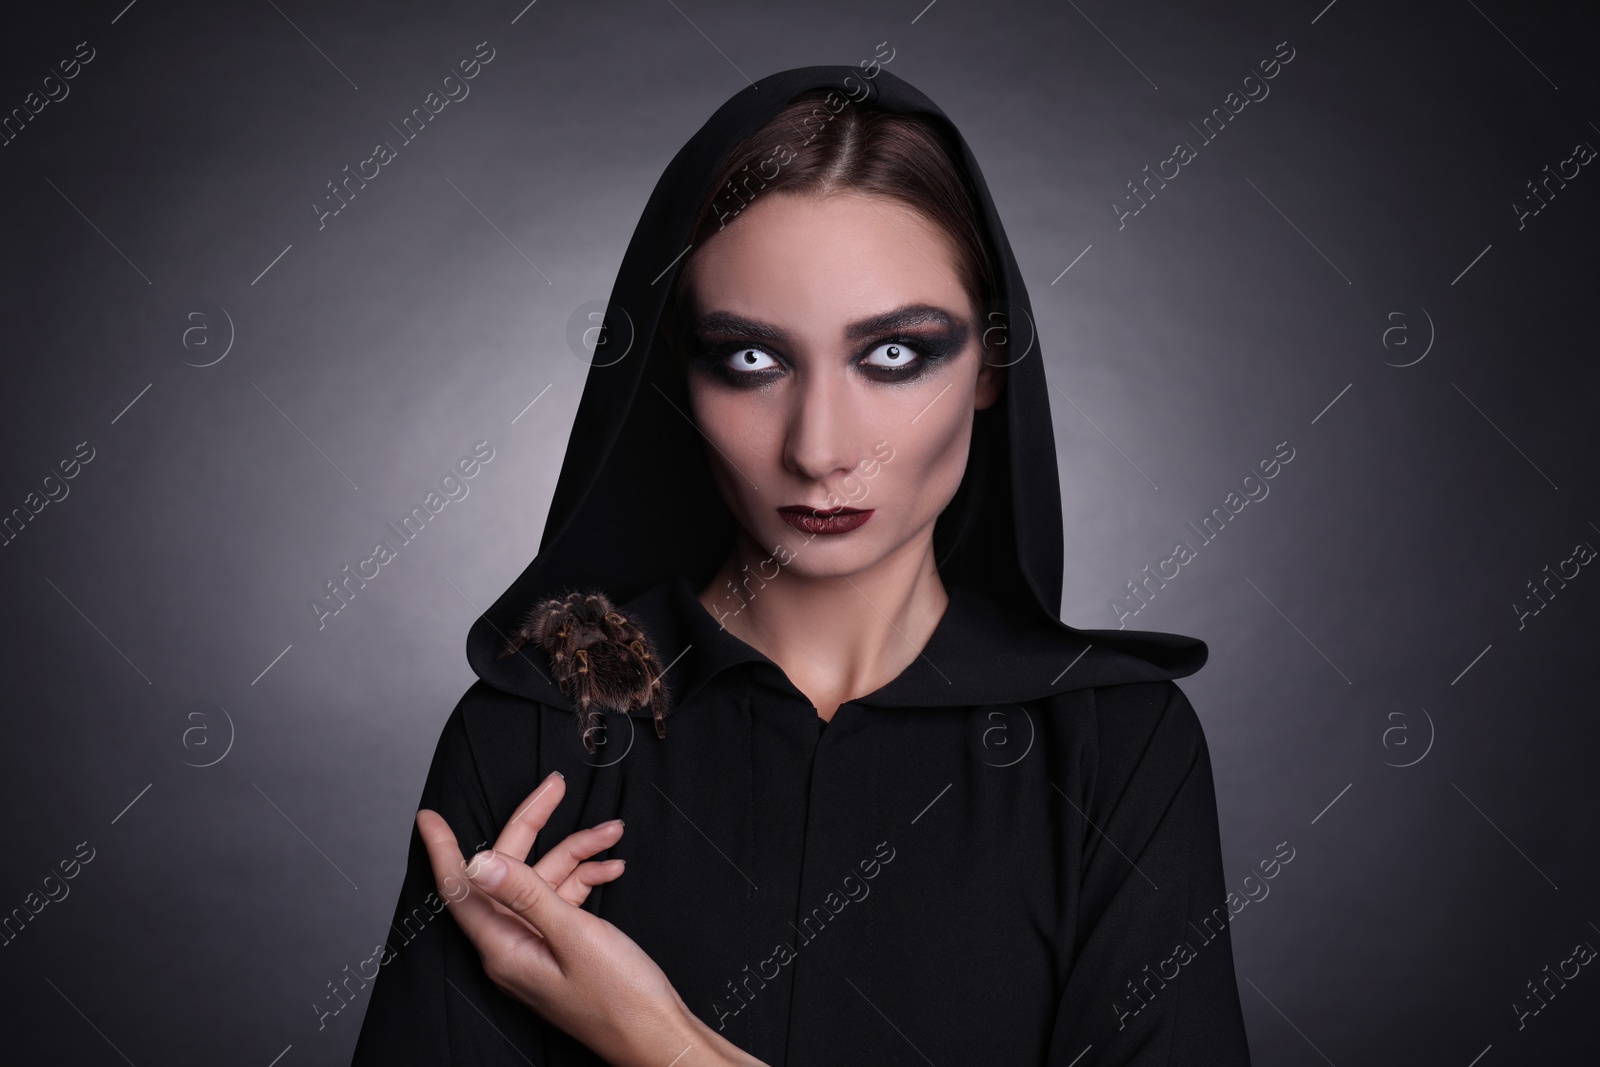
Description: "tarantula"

(499, 590), (671, 754)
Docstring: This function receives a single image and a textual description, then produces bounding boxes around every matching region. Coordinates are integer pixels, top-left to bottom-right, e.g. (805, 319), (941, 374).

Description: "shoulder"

(438, 678), (550, 771)
(940, 582), (1210, 705)
(1044, 678), (1212, 794)
(1084, 677), (1201, 724)
(1093, 680), (1219, 818)
(1093, 676), (1205, 737)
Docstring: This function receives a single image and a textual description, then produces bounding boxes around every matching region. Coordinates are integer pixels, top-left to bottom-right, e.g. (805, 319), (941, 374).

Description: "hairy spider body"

(499, 590), (671, 754)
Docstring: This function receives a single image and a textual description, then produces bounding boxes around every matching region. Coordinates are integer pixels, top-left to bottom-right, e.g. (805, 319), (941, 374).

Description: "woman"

(353, 64), (1251, 1066)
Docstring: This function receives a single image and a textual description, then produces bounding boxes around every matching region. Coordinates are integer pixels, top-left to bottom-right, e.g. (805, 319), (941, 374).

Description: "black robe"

(353, 63), (1251, 1066)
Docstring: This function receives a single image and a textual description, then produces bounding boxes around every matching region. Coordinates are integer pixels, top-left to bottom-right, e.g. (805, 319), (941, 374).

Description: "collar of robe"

(489, 574), (1206, 720)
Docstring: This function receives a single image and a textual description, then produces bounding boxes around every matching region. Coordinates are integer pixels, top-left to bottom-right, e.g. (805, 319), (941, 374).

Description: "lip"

(777, 505), (873, 535)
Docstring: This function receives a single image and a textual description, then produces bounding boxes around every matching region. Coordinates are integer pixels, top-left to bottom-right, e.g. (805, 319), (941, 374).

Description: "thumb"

(465, 848), (577, 942)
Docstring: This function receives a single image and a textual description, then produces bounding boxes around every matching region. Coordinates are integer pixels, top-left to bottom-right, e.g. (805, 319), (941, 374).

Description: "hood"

(466, 64), (1207, 707)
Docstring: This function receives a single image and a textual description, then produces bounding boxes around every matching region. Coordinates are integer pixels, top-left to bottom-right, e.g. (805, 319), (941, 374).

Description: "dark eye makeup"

(689, 329), (967, 388)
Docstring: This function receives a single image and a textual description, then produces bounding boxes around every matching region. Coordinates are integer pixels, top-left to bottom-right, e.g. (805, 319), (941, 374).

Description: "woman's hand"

(417, 771), (767, 1067)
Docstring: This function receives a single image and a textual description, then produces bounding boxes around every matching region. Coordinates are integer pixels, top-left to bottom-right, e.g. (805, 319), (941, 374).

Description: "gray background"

(2, 0), (1597, 1063)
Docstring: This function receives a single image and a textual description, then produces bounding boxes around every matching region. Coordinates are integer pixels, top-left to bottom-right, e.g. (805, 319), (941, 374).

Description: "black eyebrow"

(690, 303), (965, 344)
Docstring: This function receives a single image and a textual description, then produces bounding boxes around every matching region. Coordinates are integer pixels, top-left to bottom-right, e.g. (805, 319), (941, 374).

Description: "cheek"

(877, 406), (972, 513)
(691, 390), (774, 491)
(914, 407), (973, 480)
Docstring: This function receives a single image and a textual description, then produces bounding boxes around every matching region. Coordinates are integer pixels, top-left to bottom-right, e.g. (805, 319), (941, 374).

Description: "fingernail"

(465, 850), (507, 888)
(606, 818), (625, 829)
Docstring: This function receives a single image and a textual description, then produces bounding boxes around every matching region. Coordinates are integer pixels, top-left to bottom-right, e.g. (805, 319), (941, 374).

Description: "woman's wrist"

(606, 995), (767, 1067)
(666, 1001), (769, 1067)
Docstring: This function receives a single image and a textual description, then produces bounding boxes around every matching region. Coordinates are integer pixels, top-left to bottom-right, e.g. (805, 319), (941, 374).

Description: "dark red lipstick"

(777, 505), (873, 535)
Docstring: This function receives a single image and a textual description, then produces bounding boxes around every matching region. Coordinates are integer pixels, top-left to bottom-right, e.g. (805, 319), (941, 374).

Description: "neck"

(696, 532), (949, 720)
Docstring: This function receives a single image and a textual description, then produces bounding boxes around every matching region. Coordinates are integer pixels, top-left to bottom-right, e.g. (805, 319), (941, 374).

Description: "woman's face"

(681, 190), (1005, 582)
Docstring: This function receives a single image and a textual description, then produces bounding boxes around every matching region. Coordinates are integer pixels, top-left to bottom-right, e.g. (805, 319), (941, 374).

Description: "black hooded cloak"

(353, 64), (1252, 1066)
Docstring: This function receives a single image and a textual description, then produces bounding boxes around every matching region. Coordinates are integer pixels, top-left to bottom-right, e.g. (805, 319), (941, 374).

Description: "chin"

(766, 523), (906, 581)
(778, 553), (877, 582)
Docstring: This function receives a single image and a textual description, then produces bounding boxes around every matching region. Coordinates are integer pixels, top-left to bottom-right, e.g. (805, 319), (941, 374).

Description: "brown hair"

(660, 87), (1001, 360)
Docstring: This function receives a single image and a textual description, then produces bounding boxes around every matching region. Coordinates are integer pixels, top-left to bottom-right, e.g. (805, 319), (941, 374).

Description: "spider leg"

(572, 686), (601, 756)
(600, 612), (636, 645)
(642, 653), (670, 739)
(651, 688), (668, 740)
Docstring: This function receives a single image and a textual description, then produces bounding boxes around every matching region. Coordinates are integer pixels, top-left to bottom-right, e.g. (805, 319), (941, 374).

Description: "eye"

(860, 340), (921, 372)
(724, 346), (780, 374)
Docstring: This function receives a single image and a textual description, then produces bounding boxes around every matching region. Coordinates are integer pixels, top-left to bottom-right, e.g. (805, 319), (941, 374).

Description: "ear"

(974, 357), (1006, 411)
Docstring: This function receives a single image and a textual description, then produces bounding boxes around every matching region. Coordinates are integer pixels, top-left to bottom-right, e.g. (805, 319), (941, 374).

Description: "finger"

(494, 771), (567, 863)
(532, 819), (625, 889)
(555, 857), (626, 907)
(463, 843), (583, 955)
(418, 809), (557, 967)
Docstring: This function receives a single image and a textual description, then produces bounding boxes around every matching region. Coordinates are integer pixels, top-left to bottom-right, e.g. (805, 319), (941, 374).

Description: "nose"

(782, 363), (866, 491)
